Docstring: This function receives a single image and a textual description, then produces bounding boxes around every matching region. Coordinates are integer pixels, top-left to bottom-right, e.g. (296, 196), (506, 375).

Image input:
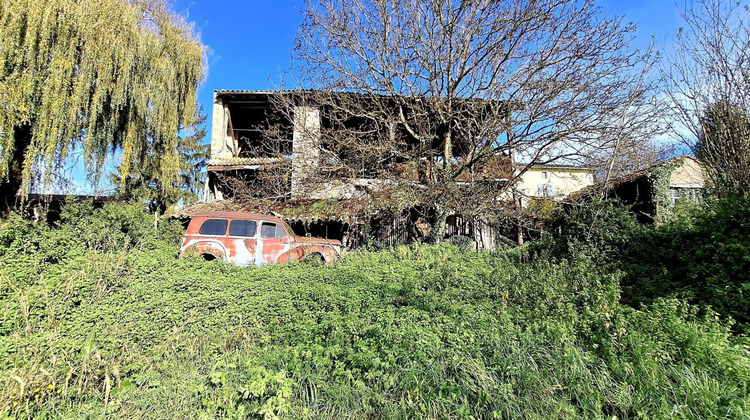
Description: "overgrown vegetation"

(552, 196), (750, 335)
(1, 201), (748, 418)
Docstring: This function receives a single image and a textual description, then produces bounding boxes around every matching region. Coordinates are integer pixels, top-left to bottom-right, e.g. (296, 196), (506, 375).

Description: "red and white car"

(179, 212), (341, 266)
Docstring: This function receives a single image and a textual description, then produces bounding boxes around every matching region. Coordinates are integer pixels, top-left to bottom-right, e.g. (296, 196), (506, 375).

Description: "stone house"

(599, 156), (705, 223)
(514, 164), (595, 206)
(197, 89), (597, 248)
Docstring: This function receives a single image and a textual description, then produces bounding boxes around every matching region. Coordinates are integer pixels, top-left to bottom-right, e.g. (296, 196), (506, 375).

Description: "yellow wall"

(516, 167), (595, 200)
(669, 157), (704, 188)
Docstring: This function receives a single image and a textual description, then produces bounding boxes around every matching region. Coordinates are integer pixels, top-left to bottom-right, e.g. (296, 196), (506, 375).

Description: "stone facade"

(210, 92), (237, 160)
(291, 106), (320, 199)
(669, 156), (704, 188)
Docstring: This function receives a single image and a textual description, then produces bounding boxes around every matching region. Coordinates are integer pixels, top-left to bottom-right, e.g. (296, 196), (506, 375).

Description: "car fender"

(276, 245), (305, 263)
(180, 239), (228, 261)
(280, 244), (338, 264)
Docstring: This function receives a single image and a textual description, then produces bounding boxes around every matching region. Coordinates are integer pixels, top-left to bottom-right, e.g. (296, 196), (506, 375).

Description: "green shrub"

(546, 195), (750, 334)
(627, 196), (750, 333)
(0, 202), (747, 418)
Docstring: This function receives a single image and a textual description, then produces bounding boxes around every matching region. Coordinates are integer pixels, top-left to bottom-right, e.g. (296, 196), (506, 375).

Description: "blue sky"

(74, 0), (686, 194)
(174, 0), (684, 127)
(173, 0), (308, 112)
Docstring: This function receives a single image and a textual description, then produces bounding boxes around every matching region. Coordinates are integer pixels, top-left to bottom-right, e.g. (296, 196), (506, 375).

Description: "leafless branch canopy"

(252, 0), (662, 238)
(661, 0), (750, 194)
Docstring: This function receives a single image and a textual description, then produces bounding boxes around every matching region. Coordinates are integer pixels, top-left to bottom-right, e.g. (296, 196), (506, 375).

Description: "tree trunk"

(507, 127), (524, 247)
(429, 129), (453, 244)
(429, 200), (447, 244)
(0, 125), (32, 217)
(516, 196), (525, 246)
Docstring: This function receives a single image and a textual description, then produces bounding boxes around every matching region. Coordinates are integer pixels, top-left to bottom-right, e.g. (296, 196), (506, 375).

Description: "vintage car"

(179, 212), (341, 266)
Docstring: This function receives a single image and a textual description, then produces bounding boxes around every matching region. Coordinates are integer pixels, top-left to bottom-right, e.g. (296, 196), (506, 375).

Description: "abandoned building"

(203, 90), (505, 202)
(186, 89), (596, 250)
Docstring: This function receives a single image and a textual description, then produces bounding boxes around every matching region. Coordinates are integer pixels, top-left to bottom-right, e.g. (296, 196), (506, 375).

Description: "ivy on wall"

(648, 157), (706, 224)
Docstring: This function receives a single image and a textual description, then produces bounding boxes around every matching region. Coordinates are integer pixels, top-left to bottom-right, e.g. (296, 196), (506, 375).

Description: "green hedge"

(0, 202), (747, 418)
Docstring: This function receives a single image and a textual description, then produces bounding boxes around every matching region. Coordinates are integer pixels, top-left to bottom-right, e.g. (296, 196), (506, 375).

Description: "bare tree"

(662, 0), (750, 195)
(587, 45), (670, 184)
(275, 0), (658, 242)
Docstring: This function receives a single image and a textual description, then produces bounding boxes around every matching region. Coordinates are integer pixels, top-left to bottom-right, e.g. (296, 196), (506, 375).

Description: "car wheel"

(302, 253), (325, 265)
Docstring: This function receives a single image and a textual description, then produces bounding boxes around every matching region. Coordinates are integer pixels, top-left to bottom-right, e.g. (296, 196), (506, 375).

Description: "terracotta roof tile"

(171, 199), (368, 224)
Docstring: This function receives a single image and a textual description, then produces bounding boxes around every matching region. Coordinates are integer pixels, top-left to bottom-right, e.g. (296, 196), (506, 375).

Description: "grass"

(0, 202), (748, 418)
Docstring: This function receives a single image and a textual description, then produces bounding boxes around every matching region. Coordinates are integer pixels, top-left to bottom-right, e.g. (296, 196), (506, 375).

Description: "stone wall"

(291, 106), (321, 199)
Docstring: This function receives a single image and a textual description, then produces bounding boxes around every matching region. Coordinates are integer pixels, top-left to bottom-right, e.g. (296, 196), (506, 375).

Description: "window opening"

(670, 188), (680, 205)
(537, 183), (555, 197)
(261, 222), (287, 238)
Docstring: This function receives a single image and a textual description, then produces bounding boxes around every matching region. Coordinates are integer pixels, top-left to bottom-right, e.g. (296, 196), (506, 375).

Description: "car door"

(227, 219), (258, 267)
(258, 221), (290, 265)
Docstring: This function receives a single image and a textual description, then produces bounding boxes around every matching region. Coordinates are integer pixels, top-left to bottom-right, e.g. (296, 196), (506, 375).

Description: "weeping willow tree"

(0, 0), (205, 214)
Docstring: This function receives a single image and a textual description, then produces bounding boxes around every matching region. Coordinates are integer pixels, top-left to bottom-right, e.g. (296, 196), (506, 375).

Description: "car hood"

(294, 236), (342, 246)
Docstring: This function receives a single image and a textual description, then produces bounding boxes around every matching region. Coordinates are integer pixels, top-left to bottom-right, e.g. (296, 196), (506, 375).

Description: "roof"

(172, 199), (369, 224)
(216, 89), (278, 94)
(214, 89), (332, 101)
(191, 211), (283, 222)
(208, 157), (288, 165)
(207, 157), (291, 171)
(216, 89), (310, 95)
(214, 89), (515, 110)
(608, 155), (700, 186)
(568, 155), (702, 200)
(524, 164), (593, 171)
(515, 162), (593, 171)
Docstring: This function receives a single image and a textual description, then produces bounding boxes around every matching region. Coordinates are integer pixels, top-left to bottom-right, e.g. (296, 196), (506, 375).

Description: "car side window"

(229, 220), (257, 237)
(260, 222), (287, 239)
(199, 219), (228, 235)
(260, 223), (276, 238)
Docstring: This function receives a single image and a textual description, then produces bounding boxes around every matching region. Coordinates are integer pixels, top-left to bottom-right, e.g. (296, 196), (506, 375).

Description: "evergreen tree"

(661, 0), (750, 195)
(112, 111), (209, 214)
(698, 102), (750, 195)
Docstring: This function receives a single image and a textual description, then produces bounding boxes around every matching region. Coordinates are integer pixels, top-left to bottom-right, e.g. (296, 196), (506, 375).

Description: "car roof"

(192, 211), (283, 222)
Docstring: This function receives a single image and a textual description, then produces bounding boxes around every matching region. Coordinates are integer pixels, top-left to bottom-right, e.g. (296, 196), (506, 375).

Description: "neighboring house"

(514, 164), (595, 205)
(582, 156), (705, 223)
